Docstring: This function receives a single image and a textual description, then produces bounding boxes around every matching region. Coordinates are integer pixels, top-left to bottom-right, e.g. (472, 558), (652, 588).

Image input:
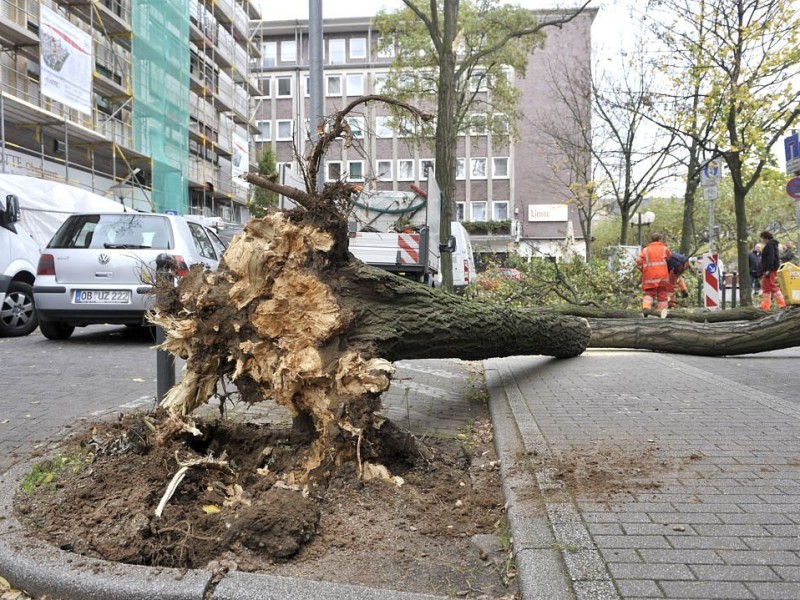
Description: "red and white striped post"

(702, 252), (721, 310)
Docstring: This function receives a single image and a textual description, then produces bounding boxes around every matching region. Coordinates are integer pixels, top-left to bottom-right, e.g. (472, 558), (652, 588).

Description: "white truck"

(347, 174), (476, 292)
(0, 175), (126, 337)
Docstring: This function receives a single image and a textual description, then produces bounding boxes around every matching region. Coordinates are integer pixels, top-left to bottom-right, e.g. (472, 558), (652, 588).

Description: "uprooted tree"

(150, 96), (800, 495)
(149, 96), (591, 494)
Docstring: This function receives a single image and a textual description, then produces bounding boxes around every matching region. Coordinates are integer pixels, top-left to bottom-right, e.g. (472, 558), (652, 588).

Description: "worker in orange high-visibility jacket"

(636, 232), (672, 317)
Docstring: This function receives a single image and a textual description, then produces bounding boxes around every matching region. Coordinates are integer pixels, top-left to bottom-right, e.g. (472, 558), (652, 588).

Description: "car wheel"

(38, 319), (75, 340)
(0, 281), (39, 337)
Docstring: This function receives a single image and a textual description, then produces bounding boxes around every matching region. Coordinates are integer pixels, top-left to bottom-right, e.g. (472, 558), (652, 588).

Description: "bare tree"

(592, 39), (679, 245)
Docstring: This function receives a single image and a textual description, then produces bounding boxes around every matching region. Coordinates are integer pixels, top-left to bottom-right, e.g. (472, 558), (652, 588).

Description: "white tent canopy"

(0, 175), (128, 248)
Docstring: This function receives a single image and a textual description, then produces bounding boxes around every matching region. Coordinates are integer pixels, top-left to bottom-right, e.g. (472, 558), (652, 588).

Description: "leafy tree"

(247, 148), (279, 217)
(374, 0), (590, 291)
(645, 0), (800, 305)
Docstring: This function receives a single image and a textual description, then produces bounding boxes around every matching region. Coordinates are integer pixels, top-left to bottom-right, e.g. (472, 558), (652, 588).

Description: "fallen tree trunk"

(535, 305), (768, 323)
(586, 307), (800, 355)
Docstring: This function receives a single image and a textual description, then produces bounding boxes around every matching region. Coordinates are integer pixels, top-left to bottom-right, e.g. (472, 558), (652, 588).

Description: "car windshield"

(48, 214), (173, 250)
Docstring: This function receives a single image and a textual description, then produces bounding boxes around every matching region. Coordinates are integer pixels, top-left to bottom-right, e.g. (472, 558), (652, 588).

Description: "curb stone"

(483, 359), (576, 600)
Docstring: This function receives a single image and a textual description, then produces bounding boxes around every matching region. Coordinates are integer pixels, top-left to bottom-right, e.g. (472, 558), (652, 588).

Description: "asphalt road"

(0, 325), (160, 474)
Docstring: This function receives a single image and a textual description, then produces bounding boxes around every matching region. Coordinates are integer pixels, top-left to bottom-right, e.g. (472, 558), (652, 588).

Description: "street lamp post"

(634, 210), (656, 247)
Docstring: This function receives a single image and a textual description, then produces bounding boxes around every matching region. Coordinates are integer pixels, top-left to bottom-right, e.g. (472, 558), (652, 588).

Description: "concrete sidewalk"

(486, 348), (800, 600)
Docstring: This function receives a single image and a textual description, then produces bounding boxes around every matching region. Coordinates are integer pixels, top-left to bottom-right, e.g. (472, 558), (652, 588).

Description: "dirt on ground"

(14, 408), (518, 599)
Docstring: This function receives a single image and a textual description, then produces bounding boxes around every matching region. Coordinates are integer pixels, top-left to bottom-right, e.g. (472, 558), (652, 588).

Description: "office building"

(250, 10), (596, 259)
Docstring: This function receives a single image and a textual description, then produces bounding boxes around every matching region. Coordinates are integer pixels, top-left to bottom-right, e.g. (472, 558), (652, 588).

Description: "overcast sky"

(258, 0), (634, 59)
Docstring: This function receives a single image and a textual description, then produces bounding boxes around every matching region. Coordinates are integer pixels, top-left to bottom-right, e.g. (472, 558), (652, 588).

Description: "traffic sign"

(787, 177), (800, 199)
(703, 184), (719, 201)
(701, 159), (721, 187)
(785, 132), (800, 175)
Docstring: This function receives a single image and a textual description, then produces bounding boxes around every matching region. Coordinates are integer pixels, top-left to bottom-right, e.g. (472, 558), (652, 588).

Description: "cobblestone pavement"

(487, 347), (800, 600)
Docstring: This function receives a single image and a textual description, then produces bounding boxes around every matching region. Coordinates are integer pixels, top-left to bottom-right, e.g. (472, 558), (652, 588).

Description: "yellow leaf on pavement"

(202, 504), (220, 514)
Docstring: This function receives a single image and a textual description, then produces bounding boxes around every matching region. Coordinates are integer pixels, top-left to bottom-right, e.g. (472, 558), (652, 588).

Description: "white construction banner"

(39, 6), (93, 115)
(231, 133), (249, 188)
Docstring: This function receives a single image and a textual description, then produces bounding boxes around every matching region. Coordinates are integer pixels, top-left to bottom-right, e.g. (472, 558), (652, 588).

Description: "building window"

(280, 40), (296, 63)
(261, 41), (276, 67)
(375, 116), (393, 138)
(276, 120), (293, 140)
(397, 118), (414, 138)
(373, 73), (387, 94)
(456, 158), (466, 180)
(329, 39), (346, 64)
(276, 161), (293, 174)
(326, 75), (342, 96)
(348, 160), (365, 181)
(346, 73), (364, 96)
(346, 117), (365, 139)
(376, 37), (395, 58)
(419, 159), (434, 178)
(350, 37), (367, 59)
(492, 201), (509, 221)
(258, 77), (271, 97)
(327, 161), (342, 181)
(398, 159), (414, 181)
(276, 76), (292, 97)
(468, 113), (487, 136)
(456, 202), (465, 221)
(493, 157), (509, 178)
(471, 201), (487, 221)
(470, 158), (487, 179)
(254, 120), (271, 141)
(304, 75), (310, 97)
(376, 160), (392, 181)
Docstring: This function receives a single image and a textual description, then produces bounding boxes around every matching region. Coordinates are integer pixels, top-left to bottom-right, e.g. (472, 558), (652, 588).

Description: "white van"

(450, 221), (476, 294)
(0, 194), (40, 336)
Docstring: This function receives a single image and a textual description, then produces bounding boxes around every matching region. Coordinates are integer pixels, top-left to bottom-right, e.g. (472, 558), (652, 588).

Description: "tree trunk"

(586, 308), (800, 356)
(336, 262), (590, 361)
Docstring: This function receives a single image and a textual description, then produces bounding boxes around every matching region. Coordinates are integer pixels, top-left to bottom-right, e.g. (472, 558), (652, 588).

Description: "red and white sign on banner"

(702, 252), (721, 310)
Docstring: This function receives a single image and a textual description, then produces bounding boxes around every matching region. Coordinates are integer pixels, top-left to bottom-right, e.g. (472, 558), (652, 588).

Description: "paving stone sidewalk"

(485, 348), (800, 600)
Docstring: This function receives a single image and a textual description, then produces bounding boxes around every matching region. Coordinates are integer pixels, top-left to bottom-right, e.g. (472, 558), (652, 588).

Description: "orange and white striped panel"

(398, 234), (420, 264)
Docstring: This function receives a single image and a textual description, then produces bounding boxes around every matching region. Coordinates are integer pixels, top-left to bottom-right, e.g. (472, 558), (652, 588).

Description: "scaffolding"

(132, 0), (189, 213)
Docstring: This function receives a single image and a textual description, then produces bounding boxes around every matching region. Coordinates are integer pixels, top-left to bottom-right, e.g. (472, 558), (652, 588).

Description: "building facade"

(0, 0), (260, 221)
(250, 10), (596, 260)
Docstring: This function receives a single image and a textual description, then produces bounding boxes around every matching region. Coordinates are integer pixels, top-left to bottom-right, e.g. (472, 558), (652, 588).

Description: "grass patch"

(20, 454), (88, 495)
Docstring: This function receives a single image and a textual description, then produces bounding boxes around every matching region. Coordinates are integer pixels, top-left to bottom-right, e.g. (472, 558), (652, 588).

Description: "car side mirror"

(1, 194), (20, 229)
(438, 235), (456, 253)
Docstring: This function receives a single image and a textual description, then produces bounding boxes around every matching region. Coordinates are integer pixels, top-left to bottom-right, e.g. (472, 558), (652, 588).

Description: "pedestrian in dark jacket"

(759, 231), (786, 310)
(748, 243), (762, 293)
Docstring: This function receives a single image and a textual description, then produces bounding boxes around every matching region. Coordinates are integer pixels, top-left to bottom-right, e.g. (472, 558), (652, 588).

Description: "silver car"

(34, 213), (226, 340)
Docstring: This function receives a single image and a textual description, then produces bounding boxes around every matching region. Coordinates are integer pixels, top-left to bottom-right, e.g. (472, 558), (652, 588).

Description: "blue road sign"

(786, 176), (800, 199)
(785, 132), (800, 174)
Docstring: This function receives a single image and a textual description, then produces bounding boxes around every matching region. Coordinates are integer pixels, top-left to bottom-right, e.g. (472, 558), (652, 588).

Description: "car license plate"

(73, 290), (131, 304)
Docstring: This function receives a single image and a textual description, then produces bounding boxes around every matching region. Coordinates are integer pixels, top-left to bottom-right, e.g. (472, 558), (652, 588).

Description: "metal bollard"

(155, 253), (176, 403)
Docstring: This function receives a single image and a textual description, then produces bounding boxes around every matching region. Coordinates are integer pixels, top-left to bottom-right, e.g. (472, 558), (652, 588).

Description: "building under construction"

(0, 0), (260, 220)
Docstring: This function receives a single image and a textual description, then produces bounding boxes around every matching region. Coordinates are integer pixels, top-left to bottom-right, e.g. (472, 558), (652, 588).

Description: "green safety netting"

(132, 0), (190, 214)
